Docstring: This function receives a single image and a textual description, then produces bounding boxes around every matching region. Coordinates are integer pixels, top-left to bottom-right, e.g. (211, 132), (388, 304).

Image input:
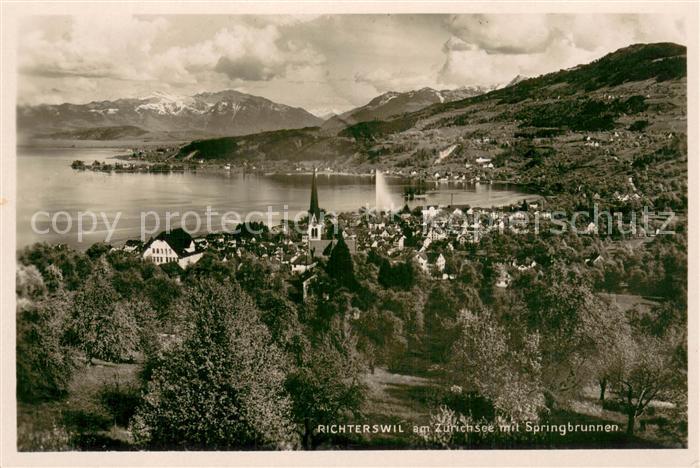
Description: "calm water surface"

(17, 147), (532, 249)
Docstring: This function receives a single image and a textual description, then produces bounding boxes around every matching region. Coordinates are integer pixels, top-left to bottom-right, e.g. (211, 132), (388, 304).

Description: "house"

(178, 252), (204, 270)
(291, 255), (316, 274)
(421, 206), (441, 224)
(143, 228), (201, 267)
(426, 229), (447, 242)
(415, 252), (429, 272)
(123, 239), (142, 253)
(397, 235), (406, 250)
(302, 274), (317, 302)
(432, 253), (446, 272)
(415, 251), (446, 273)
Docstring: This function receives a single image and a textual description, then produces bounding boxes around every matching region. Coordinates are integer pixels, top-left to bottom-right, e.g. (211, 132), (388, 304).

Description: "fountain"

(375, 169), (394, 213)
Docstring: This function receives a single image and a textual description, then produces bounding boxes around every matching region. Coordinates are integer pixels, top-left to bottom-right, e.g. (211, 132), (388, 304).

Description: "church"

(306, 168), (356, 258)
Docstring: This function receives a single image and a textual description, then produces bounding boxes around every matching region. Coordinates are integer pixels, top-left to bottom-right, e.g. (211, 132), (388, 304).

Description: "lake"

(17, 147), (532, 250)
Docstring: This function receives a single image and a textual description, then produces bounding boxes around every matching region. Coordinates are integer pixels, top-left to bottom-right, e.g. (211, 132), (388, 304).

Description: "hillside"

(178, 127), (356, 162)
(17, 90), (323, 140)
(171, 43), (687, 211)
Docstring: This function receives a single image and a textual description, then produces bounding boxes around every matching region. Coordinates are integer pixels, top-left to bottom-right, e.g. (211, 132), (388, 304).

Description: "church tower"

(309, 167), (321, 221)
(308, 167), (322, 241)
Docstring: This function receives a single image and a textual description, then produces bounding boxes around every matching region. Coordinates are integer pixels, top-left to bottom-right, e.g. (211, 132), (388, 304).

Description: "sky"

(18, 14), (686, 116)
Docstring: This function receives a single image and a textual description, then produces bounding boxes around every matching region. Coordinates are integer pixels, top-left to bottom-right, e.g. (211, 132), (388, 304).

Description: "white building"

(143, 228), (200, 267)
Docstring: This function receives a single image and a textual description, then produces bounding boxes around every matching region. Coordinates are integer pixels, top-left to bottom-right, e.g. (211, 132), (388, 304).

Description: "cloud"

(20, 16), (325, 93)
(214, 55), (281, 81)
(438, 14), (686, 87)
(446, 14), (555, 54)
(20, 16), (168, 81)
(353, 69), (437, 94)
(17, 13), (687, 110)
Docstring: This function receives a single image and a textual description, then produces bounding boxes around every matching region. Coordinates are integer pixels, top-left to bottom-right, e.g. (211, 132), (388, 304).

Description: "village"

(118, 168), (666, 300)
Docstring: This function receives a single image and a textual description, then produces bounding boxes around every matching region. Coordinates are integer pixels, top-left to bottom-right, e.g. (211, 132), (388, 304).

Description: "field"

(17, 359), (140, 451)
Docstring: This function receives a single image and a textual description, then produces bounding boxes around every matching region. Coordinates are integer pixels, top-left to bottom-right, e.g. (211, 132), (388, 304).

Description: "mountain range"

(18, 84), (504, 141)
(17, 90), (323, 140)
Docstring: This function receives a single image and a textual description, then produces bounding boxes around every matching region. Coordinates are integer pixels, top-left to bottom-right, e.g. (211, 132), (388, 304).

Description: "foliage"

(286, 332), (366, 449)
(628, 120), (649, 132)
(67, 262), (140, 363)
(17, 292), (75, 402)
(236, 256), (302, 348)
(143, 274), (182, 320)
(423, 282), (481, 362)
(327, 233), (356, 290)
(378, 258), (416, 290)
(450, 309), (545, 422)
(519, 264), (612, 397)
(131, 279), (297, 449)
(16, 264), (47, 300)
(19, 243), (93, 291)
(339, 117), (417, 143)
(608, 329), (685, 435)
(492, 43), (685, 104)
(179, 136), (238, 160)
(514, 96), (647, 132)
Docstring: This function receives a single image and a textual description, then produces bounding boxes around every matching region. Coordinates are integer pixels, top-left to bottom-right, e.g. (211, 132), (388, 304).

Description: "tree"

(423, 283), (481, 362)
(19, 243), (92, 290)
(378, 258), (415, 290)
(588, 304), (634, 403)
(143, 274), (182, 322)
(327, 232), (356, 290)
(286, 332), (366, 449)
(184, 251), (235, 282)
(85, 242), (112, 260)
(353, 307), (407, 368)
(131, 279), (297, 449)
(68, 262), (139, 363)
(16, 292), (75, 402)
(236, 256), (301, 349)
(521, 263), (610, 399)
(609, 331), (684, 435)
(16, 264), (47, 301)
(450, 309), (545, 422)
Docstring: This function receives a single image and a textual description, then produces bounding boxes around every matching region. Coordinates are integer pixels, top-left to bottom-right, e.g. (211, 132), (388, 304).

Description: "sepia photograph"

(1, 2), (697, 466)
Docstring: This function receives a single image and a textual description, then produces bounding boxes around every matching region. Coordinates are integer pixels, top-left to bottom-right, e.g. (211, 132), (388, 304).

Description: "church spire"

(309, 167), (321, 220)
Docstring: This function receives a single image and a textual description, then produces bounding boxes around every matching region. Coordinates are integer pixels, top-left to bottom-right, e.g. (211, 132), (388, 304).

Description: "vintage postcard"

(1, 1), (697, 467)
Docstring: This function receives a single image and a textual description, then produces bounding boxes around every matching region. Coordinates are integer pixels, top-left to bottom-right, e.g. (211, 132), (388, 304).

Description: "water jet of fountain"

(375, 169), (394, 213)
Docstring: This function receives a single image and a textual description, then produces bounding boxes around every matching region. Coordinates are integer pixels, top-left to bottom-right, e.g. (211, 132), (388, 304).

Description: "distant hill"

(178, 127), (355, 162)
(17, 90), (323, 140)
(45, 125), (148, 140)
(320, 86), (496, 135)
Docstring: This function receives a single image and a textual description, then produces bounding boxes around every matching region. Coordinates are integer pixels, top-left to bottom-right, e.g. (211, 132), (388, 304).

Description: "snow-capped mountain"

(18, 90), (323, 140)
(320, 85), (498, 134)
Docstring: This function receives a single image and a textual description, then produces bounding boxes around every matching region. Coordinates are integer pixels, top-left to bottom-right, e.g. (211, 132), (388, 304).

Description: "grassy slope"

(17, 359), (140, 451)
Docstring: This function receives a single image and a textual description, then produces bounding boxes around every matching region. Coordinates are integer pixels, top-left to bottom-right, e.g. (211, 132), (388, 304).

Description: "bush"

(100, 384), (141, 427)
(628, 120), (649, 132)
